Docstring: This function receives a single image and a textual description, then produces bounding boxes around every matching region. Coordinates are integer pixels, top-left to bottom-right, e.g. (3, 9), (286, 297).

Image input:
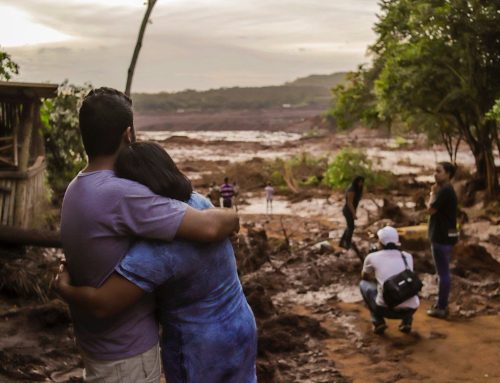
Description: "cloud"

(1, 0), (379, 91)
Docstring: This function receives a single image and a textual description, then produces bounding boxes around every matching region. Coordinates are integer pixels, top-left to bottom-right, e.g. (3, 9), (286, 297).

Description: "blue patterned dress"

(115, 193), (257, 383)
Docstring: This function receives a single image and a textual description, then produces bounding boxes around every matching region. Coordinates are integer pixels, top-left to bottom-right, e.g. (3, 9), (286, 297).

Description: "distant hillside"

(132, 72), (347, 112)
(285, 73), (346, 88)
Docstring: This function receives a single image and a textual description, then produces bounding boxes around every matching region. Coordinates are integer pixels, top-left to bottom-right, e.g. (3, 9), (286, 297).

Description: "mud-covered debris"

(243, 281), (276, 319)
(0, 247), (60, 302)
(27, 300), (71, 329)
(259, 314), (329, 354)
(0, 351), (47, 381)
(412, 190), (427, 211)
(452, 243), (500, 276)
(235, 227), (270, 274)
(312, 240), (333, 254)
(380, 198), (408, 224)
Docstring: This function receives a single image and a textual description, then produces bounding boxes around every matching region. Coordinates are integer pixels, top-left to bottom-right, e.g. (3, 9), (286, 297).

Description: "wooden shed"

(0, 81), (58, 228)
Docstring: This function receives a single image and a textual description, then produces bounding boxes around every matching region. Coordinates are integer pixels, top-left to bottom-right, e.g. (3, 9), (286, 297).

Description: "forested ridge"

(131, 72), (346, 112)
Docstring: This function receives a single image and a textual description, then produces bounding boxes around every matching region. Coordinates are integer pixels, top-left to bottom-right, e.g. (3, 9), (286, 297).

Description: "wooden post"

(13, 102), (34, 227)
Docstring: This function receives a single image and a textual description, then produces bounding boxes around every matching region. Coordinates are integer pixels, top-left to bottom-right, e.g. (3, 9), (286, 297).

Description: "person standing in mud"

(220, 177), (235, 208)
(207, 181), (221, 207)
(339, 176), (364, 249)
(265, 182), (274, 214)
(427, 162), (458, 319)
(232, 181), (240, 211)
(60, 88), (239, 382)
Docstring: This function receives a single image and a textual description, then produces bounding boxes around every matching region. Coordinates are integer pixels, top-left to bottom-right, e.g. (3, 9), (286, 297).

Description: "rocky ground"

(0, 121), (499, 382)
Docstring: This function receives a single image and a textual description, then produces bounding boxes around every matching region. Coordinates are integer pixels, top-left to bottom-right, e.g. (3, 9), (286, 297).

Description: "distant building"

(282, 103), (292, 108)
(0, 81), (58, 228)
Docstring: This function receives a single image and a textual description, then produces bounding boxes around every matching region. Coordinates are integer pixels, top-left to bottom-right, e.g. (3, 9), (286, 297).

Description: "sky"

(0, 0), (379, 93)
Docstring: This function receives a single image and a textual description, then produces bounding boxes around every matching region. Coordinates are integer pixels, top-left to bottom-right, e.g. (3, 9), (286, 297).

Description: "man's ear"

(123, 127), (135, 144)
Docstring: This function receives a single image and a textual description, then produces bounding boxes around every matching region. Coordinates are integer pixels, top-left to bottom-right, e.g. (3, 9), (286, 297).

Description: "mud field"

(1, 114), (499, 382)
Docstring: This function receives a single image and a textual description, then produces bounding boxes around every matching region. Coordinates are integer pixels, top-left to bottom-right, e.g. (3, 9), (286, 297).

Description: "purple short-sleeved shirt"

(60, 170), (187, 360)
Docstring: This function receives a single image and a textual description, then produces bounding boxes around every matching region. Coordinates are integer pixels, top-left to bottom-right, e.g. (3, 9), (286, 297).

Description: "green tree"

(0, 48), (19, 80)
(327, 65), (388, 132)
(40, 81), (91, 201)
(372, 0), (500, 198)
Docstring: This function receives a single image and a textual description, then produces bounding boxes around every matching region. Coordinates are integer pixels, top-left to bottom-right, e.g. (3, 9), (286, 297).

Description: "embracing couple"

(56, 87), (257, 383)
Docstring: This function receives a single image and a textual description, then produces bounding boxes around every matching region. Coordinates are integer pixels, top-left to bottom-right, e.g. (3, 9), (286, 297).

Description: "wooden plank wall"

(0, 161), (46, 228)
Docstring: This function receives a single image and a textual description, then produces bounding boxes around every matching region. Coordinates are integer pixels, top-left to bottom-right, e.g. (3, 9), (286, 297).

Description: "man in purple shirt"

(60, 88), (239, 382)
(220, 177), (235, 208)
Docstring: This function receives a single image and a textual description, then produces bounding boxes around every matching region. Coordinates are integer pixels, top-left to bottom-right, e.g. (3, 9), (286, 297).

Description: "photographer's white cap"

(377, 226), (401, 246)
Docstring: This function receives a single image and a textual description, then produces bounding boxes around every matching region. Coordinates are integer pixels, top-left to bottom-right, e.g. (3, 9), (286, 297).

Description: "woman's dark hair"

(115, 142), (193, 201)
(351, 175), (365, 194)
(438, 161), (456, 179)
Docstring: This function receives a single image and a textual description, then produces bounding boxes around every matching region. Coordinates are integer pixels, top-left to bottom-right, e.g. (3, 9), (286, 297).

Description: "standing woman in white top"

(264, 182), (274, 214)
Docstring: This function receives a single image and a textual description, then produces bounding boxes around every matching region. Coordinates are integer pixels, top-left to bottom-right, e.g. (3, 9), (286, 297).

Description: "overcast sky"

(0, 0), (379, 92)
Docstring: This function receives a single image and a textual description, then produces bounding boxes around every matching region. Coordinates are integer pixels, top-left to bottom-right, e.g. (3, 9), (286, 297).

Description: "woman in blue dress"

(57, 142), (257, 383)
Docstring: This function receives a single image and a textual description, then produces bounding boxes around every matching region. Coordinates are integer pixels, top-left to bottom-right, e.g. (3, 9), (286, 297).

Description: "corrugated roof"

(0, 81), (58, 99)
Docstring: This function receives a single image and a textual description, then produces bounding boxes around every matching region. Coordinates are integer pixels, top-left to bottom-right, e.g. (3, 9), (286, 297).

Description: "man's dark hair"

(79, 87), (133, 158)
(224, 177), (229, 183)
(115, 141), (193, 201)
(438, 161), (456, 179)
(382, 242), (400, 250)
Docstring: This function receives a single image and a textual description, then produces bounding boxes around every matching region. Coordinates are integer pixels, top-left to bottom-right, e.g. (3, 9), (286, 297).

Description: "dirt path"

(317, 302), (500, 383)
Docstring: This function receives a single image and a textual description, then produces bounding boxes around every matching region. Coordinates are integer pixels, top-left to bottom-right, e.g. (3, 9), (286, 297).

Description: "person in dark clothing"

(339, 176), (364, 249)
(427, 162), (458, 319)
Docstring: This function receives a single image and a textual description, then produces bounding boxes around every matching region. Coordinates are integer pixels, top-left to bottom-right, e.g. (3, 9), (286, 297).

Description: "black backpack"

(382, 252), (423, 308)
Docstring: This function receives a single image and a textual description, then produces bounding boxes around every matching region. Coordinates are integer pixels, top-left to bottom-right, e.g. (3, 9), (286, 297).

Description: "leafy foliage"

(323, 148), (392, 190)
(329, 0), (500, 197)
(326, 65), (384, 130)
(0, 48), (19, 81)
(371, 0), (500, 196)
(40, 81), (91, 201)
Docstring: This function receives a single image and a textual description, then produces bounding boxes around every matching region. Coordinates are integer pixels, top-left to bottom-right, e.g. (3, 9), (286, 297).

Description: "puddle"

(272, 284), (363, 307)
(239, 196), (344, 218)
(239, 197), (291, 215)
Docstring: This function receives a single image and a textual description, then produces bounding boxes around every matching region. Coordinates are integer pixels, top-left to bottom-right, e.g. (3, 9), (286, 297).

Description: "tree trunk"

(125, 0), (157, 97)
(455, 114), (498, 199)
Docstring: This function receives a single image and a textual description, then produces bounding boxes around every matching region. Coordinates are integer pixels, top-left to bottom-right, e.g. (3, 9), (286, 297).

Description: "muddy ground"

(0, 115), (499, 382)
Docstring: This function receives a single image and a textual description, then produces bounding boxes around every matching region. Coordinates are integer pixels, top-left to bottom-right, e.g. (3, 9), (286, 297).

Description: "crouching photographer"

(360, 226), (420, 335)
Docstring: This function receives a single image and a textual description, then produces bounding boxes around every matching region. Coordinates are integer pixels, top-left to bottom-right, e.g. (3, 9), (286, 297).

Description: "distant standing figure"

(220, 177), (235, 208)
(208, 181), (221, 207)
(427, 162), (458, 319)
(265, 182), (274, 214)
(233, 182), (240, 211)
(339, 176), (364, 249)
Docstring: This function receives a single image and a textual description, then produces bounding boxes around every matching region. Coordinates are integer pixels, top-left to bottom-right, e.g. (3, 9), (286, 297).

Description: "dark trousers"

(340, 207), (355, 248)
(359, 280), (416, 326)
(222, 198), (232, 208)
(431, 242), (453, 309)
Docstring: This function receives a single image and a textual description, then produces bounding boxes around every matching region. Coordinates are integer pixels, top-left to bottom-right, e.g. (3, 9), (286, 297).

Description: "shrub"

(323, 148), (392, 190)
(40, 81), (92, 202)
